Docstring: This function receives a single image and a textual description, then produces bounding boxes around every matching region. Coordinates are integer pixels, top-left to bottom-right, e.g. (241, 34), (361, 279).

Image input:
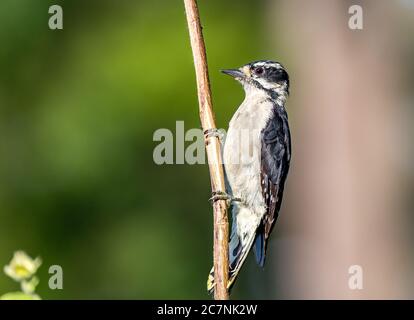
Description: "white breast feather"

(223, 91), (274, 243)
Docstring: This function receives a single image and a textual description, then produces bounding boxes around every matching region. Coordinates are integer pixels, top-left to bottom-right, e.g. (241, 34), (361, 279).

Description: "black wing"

(254, 104), (291, 266)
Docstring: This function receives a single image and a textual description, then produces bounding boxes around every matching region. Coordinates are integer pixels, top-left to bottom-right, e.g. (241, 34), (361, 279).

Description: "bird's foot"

(209, 191), (241, 208)
(209, 191), (230, 203)
(204, 128), (225, 142)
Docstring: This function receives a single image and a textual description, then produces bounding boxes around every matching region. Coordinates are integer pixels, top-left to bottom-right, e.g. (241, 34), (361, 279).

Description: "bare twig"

(183, 0), (229, 300)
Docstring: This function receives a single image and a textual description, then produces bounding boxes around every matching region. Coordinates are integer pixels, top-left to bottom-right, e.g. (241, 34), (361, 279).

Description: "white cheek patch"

(253, 77), (288, 106)
(255, 77), (279, 90)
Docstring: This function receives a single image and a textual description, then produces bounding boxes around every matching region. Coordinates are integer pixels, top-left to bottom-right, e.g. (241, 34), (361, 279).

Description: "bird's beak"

(221, 68), (245, 79)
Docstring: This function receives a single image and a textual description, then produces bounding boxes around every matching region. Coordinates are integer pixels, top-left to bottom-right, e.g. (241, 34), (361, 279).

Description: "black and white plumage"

(207, 60), (291, 292)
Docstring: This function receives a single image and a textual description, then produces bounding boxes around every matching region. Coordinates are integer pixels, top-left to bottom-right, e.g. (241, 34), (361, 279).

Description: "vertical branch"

(183, 0), (229, 300)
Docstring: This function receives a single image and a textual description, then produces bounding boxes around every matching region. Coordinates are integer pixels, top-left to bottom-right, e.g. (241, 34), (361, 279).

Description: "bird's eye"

(254, 67), (264, 75)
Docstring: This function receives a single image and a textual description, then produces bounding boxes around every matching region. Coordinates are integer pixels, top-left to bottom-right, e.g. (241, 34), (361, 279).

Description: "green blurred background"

(0, 0), (267, 299)
(1, 0), (414, 299)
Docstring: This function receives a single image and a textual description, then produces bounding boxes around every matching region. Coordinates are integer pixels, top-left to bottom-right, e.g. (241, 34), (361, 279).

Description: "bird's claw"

(204, 128), (225, 142)
(209, 191), (241, 207)
(209, 191), (230, 203)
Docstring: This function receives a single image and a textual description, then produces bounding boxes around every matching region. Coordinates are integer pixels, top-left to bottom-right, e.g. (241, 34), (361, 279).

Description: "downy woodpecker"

(207, 60), (291, 292)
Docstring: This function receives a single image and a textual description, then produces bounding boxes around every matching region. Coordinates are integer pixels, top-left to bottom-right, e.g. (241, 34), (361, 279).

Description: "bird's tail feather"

(227, 231), (256, 289)
(207, 228), (257, 293)
(253, 225), (266, 267)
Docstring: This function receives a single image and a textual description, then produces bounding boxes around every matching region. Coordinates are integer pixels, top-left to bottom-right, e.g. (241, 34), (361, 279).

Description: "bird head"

(221, 60), (289, 98)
